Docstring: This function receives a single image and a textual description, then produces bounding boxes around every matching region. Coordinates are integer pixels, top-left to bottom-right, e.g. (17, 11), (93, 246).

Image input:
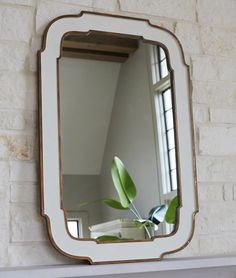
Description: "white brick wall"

(119, 0), (196, 21)
(0, 0), (235, 268)
(197, 0), (236, 28)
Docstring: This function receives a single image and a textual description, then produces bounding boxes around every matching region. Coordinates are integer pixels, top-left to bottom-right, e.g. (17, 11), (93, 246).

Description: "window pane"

(159, 47), (166, 61)
(167, 129), (175, 149)
(160, 59), (168, 78)
(163, 89), (172, 111)
(152, 63), (158, 84)
(165, 110), (174, 130)
(151, 47), (159, 84)
(169, 149), (176, 170)
(171, 169), (177, 190)
(68, 221), (79, 238)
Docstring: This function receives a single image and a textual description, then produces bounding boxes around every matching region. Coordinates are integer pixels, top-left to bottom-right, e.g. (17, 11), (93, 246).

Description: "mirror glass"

(59, 32), (178, 241)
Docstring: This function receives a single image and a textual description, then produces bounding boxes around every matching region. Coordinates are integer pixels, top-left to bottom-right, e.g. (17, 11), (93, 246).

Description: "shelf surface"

(1, 256), (236, 278)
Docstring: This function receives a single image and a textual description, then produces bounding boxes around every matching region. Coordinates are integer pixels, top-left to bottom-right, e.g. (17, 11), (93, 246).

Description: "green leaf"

(165, 196), (178, 224)
(111, 156), (137, 208)
(134, 219), (155, 229)
(103, 198), (129, 210)
(96, 235), (132, 242)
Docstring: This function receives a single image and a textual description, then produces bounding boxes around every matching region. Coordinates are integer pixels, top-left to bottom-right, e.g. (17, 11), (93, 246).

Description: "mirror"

(39, 12), (198, 263)
(59, 32), (178, 240)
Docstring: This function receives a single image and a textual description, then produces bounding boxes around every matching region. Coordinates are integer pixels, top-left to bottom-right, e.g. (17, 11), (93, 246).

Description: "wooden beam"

(61, 32), (139, 62)
(62, 40), (137, 54)
(62, 50), (128, 63)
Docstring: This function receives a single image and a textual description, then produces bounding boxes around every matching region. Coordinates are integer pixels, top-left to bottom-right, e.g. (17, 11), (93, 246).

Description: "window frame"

(66, 211), (89, 238)
(147, 45), (178, 233)
(67, 219), (80, 238)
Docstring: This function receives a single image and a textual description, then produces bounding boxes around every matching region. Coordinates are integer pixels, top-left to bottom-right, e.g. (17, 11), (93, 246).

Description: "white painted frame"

(39, 12), (198, 263)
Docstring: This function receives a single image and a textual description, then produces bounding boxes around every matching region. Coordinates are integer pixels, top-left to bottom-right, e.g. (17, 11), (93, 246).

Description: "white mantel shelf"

(1, 256), (236, 278)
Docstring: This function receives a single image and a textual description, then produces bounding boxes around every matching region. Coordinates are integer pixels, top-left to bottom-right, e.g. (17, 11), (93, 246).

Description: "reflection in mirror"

(58, 32), (178, 241)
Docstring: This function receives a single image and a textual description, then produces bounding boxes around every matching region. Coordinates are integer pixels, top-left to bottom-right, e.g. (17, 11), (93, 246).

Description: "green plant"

(96, 235), (132, 242)
(165, 196), (178, 224)
(79, 156), (178, 241)
(101, 156), (178, 239)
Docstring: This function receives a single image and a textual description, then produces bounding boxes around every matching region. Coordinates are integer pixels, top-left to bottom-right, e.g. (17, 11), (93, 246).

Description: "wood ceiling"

(61, 32), (139, 63)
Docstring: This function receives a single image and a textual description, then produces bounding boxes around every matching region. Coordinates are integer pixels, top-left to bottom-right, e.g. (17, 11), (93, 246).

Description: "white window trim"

(146, 45), (178, 234)
(66, 210), (89, 238)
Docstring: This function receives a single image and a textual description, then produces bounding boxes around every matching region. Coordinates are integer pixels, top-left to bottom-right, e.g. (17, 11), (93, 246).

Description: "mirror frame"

(38, 11), (198, 264)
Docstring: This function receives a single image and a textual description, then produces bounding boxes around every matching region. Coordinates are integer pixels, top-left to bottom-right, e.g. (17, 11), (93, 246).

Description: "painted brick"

(0, 135), (33, 160)
(10, 204), (47, 242)
(199, 233), (236, 255)
(0, 73), (36, 110)
(210, 108), (236, 124)
(198, 183), (224, 202)
(192, 81), (236, 108)
(0, 182), (10, 225)
(192, 56), (236, 82)
(0, 161), (10, 186)
(223, 184), (234, 201)
(10, 161), (37, 182)
(0, 242), (8, 267)
(192, 56), (219, 81)
(93, 0), (119, 11)
(54, 0), (93, 7)
(0, 204), (9, 228)
(0, 184), (9, 204)
(119, 0), (196, 22)
(24, 111), (36, 129)
(0, 111), (25, 130)
(200, 26), (236, 57)
(0, 73), (35, 96)
(197, 156), (236, 183)
(0, 180), (14, 266)
(0, 0), (34, 5)
(193, 104), (209, 123)
(9, 135), (34, 160)
(29, 36), (42, 72)
(0, 218), (9, 266)
(233, 184), (236, 201)
(8, 243), (75, 266)
(0, 136), (9, 159)
(199, 126), (236, 156)
(175, 22), (201, 54)
(197, 0), (236, 28)
(0, 182), (10, 267)
(10, 182), (37, 203)
(36, 0), (82, 35)
(0, 42), (28, 72)
(0, 110), (36, 131)
(196, 202), (236, 235)
(0, 6), (34, 43)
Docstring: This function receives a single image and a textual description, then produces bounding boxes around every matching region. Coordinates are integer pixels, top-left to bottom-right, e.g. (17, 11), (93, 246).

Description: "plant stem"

(143, 223), (151, 239)
(129, 208), (140, 219)
(131, 203), (143, 219)
(130, 203), (151, 239)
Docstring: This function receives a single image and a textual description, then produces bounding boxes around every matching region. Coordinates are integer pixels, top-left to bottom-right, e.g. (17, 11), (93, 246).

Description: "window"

(161, 88), (177, 192)
(157, 47), (168, 79)
(68, 219), (80, 238)
(150, 45), (178, 233)
(66, 211), (89, 238)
